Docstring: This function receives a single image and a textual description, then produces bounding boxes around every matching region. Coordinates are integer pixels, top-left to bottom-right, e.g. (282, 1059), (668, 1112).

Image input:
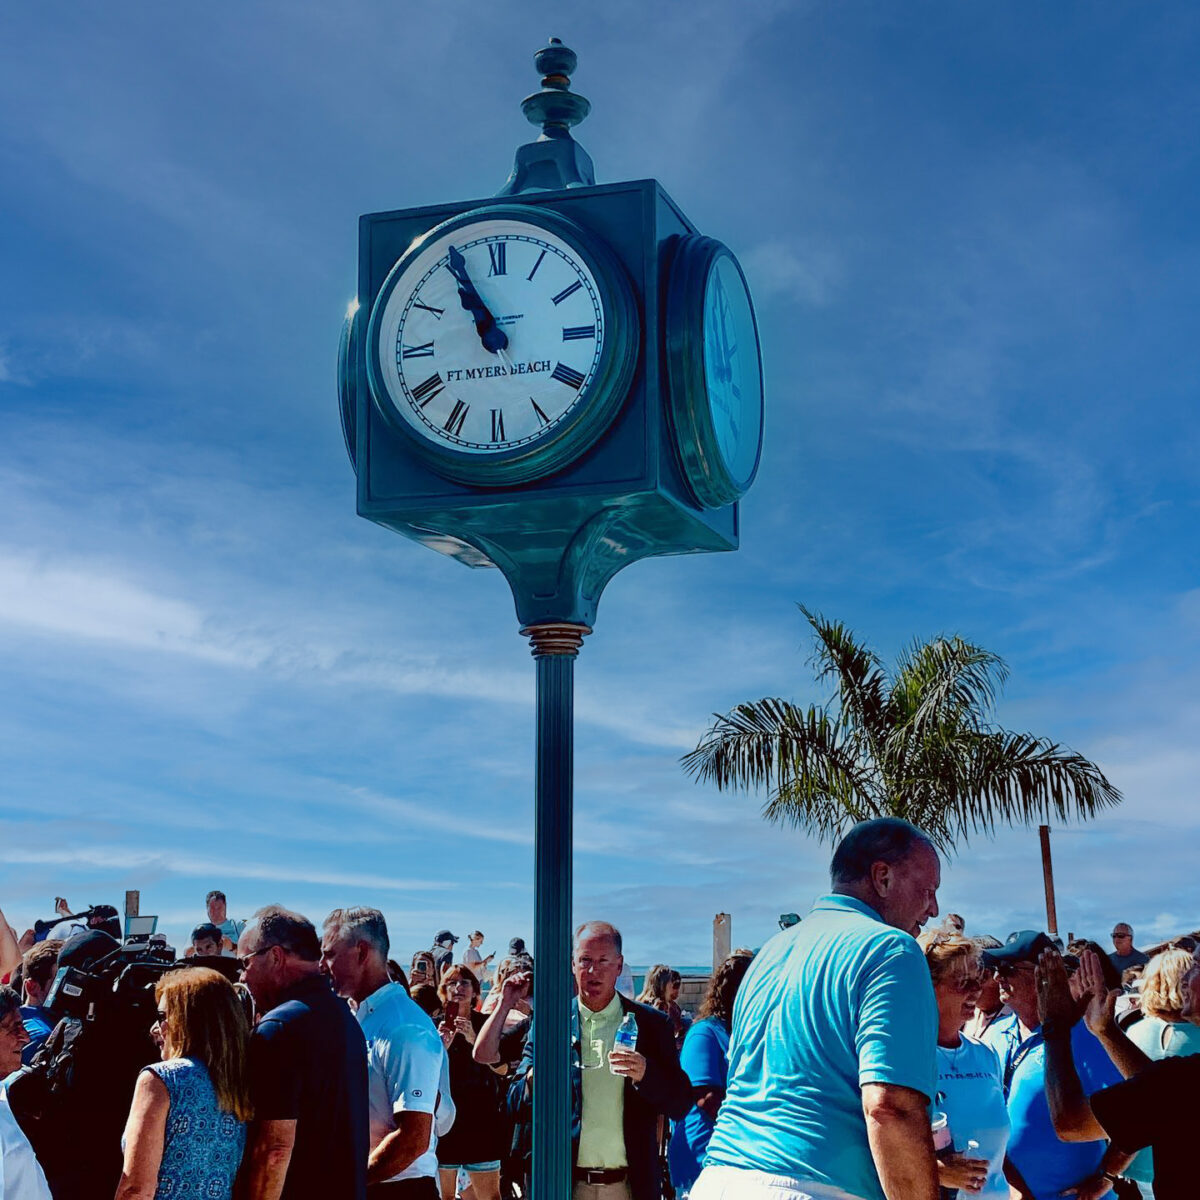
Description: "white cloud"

(741, 237), (846, 307)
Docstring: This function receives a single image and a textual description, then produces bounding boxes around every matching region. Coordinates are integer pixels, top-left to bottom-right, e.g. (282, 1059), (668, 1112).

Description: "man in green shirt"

(504, 920), (692, 1200)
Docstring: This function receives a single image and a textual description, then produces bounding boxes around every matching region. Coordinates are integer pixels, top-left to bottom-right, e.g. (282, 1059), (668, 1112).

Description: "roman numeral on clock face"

(444, 400), (469, 436)
(551, 280), (583, 306)
(551, 362), (586, 389)
(530, 397), (551, 426)
(401, 342), (434, 358)
(413, 301), (444, 319)
(488, 242), (507, 276)
(410, 373), (444, 407)
(527, 249), (547, 281)
(562, 325), (595, 341)
(490, 408), (506, 442)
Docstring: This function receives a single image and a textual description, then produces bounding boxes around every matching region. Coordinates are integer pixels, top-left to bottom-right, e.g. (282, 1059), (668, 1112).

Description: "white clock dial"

(373, 217), (606, 455)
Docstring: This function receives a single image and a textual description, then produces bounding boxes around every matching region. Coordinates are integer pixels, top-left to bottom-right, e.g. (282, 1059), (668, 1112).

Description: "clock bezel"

(664, 234), (764, 509)
(366, 204), (640, 488)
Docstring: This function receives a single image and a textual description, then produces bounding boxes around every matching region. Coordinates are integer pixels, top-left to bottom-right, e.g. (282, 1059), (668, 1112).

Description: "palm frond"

(892, 636), (1008, 733)
(798, 606), (890, 746)
(937, 729), (1122, 839)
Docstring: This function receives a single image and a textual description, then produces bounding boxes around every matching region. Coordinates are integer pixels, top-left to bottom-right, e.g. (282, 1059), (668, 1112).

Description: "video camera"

(32, 903), (122, 942)
(44, 937), (178, 1024)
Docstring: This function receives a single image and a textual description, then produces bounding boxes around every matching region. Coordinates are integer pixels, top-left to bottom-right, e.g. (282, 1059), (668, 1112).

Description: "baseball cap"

(434, 929), (459, 945)
(980, 930), (1056, 967)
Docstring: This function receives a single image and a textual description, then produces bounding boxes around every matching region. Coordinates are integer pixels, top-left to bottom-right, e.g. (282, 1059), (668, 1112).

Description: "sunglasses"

(996, 961), (1036, 979)
(946, 974), (984, 993)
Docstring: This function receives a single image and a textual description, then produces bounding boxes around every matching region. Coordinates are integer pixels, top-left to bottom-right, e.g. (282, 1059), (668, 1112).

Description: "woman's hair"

(494, 954), (533, 989)
(918, 931), (981, 987)
(438, 963), (481, 1003)
(637, 964), (673, 1009)
(669, 970), (681, 987)
(155, 967), (252, 1122)
(410, 983), (440, 1016)
(1140, 949), (1195, 1020)
(697, 952), (755, 1028)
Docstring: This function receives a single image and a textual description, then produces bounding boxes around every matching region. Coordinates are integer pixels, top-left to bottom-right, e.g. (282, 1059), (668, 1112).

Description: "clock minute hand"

(447, 246), (509, 354)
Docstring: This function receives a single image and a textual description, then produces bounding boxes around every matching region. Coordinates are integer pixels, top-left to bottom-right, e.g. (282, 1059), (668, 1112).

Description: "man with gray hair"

(322, 907), (451, 1199)
(694, 817), (943, 1200)
(504, 919), (691, 1200)
(238, 906), (368, 1200)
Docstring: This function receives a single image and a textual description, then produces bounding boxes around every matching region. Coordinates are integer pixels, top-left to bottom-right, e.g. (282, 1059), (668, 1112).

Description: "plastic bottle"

(610, 1012), (638, 1072)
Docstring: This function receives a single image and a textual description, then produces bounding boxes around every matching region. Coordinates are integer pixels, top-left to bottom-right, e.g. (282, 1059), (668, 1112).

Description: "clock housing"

(344, 180), (748, 626)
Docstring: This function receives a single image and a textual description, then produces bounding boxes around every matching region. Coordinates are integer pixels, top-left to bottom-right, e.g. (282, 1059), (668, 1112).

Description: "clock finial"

(496, 36), (596, 196)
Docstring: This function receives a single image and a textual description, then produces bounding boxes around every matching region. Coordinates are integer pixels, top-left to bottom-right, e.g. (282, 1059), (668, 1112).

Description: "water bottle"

(610, 1012), (638, 1073)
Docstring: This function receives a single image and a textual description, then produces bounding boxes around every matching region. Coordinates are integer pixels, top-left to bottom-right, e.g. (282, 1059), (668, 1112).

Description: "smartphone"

(443, 998), (460, 1023)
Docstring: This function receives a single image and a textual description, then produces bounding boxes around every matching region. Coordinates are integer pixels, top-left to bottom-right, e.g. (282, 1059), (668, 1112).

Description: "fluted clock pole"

(522, 621), (589, 1200)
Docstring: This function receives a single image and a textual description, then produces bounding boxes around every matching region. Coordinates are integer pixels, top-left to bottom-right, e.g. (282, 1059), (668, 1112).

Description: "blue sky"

(1, 3), (1198, 968)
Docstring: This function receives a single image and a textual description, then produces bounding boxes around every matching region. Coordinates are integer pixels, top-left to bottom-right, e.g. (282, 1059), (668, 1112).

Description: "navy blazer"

(509, 995), (693, 1200)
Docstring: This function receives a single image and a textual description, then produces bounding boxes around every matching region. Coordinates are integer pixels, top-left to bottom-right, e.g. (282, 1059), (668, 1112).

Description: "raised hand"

(1077, 949), (1119, 1037)
(1036, 949), (1080, 1032)
(447, 245), (509, 355)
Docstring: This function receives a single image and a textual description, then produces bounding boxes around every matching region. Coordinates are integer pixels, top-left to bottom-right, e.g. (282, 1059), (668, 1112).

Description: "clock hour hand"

(447, 246), (509, 354)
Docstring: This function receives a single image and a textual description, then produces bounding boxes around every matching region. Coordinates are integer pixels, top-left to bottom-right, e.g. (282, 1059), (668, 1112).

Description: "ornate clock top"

(497, 37), (596, 197)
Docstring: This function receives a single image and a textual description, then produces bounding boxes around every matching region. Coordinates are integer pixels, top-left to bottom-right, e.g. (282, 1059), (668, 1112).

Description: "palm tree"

(682, 607), (1121, 851)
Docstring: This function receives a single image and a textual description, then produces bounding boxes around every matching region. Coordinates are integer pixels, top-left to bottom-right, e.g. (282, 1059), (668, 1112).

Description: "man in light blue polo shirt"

(693, 818), (942, 1200)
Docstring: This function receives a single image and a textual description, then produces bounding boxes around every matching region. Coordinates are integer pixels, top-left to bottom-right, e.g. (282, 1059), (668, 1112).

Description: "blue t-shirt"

(1005, 1021), (1122, 1200)
(934, 1036), (1009, 1199)
(19, 1007), (55, 1066)
(668, 1017), (730, 1192)
(704, 894), (938, 1200)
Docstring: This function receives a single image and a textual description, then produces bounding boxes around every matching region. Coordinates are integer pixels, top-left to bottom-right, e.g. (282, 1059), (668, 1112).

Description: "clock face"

(664, 235), (764, 509)
(367, 208), (636, 484)
(702, 253), (763, 492)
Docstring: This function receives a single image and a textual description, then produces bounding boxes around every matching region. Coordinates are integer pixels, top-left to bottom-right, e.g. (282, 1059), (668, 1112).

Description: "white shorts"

(690, 1165), (868, 1200)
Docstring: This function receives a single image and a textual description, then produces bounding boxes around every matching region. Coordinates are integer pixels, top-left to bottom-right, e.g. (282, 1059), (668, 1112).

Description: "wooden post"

(1039, 825), (1058, 936)
(713, 913), (731, 970)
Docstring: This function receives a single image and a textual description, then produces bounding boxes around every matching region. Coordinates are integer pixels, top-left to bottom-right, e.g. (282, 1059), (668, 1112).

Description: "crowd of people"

(1, 823), (1197, 1200)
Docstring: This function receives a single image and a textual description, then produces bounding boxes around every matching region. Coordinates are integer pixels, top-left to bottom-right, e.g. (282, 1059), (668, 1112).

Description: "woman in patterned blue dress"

(115, 966), (251, 1199)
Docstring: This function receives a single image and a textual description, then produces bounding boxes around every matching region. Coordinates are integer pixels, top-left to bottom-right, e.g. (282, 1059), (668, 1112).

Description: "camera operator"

(8, 930), (164, 1200)
(0, 985), (52, 1199)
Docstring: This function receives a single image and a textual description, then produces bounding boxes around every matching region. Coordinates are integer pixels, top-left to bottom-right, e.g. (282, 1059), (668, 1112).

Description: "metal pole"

(1039, 824), (1058, 936)
(523, 622), (589, 1200)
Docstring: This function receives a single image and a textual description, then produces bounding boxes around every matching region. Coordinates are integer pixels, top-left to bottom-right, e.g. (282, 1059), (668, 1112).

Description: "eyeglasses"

(153, 1010), (168, 1025)
(997, 961), (1036, 979)
(238, 946), (271, 971)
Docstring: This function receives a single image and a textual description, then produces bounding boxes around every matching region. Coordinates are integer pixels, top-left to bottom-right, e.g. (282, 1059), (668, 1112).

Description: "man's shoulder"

(365, 990), (441, 1047)
(623, 996), (671, 1025)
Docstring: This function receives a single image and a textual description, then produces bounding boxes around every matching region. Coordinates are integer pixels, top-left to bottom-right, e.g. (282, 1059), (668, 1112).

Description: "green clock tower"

(338, 38), (764, 1198)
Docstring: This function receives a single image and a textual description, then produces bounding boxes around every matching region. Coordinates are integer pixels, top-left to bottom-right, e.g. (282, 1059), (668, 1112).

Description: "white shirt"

(356, 982), (451, 1182)
(0, 1086), (52, 1200)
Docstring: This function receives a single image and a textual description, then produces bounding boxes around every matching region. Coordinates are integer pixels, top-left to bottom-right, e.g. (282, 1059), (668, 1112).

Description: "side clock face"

(665, 235), (764, 509)
(367, 206), (638, 486)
